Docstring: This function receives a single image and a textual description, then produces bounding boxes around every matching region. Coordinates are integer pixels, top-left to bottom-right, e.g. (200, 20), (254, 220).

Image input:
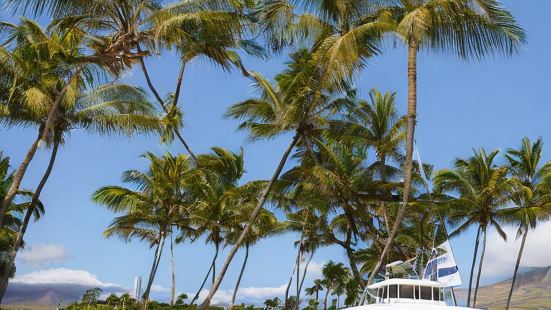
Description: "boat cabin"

(368, 278), (446, 305)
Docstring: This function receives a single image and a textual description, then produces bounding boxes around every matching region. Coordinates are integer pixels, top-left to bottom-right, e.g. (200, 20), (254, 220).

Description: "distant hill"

(455, 266), (551, 309)
(2, 282), (125, 307)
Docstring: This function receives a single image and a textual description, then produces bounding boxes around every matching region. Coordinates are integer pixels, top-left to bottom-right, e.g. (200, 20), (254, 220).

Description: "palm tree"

(146, 0), (265, 160)
(200, 48), (355, 308)
(227, 208), (283, 310)
(264, 296), (281, 309)
(305, 279), (323, 302)
(0, 18), (100, 226)
(331, 88), (406, 232)
(503, 137), (551, 309)
(434, 148), (514, 307)
(184, 148), (248, 305)
(93, 152), (195, 304)
(320, 261), (349, 310)
(0, 154), (45, 302)
(6, 0), (261, 161)
(371, 0), (526, 284)
(0, 82), (160, 295)
(0, 33), (160, 297)
(260, 0), (394, 86)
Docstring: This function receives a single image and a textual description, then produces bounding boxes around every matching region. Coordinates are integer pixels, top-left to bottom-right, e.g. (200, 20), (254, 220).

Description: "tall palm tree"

(0, 154), (45, 302)
(0, 21), (160, 296)
(371, 0), (526, 283)
(146, 0), (265, 160)
(0, 82), (161, 294)
(93, 152), (195, 304)
(0, 18), (104, 226)
(434, 148), (514, 307)
(306, 139), (376, 285)
(332, 88), (406, 232)
(184, 148), (247, 305)
(503, 137), (551, 309)
(200, 48), (355, 308)
(227, 208), (283, 310)
(6, 0), (262, 161)
(260, 0), (394, 85)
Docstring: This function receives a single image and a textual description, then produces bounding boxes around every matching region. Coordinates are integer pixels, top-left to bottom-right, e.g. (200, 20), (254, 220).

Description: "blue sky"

(2, 0), (551, 305)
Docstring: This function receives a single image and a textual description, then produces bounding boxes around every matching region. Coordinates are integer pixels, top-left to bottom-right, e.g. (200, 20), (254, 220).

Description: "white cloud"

(19, 244), (69, 266)
(190, 261), (326, 306)
(12, 268), (121, 288)
(194, 285), (287, 306)
(482, 220), (551, 278)
(151, 284), (170, 293)
(305, 261), (324, 280)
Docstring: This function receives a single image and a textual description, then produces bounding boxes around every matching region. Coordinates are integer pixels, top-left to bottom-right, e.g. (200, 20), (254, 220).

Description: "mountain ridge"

(455, 266), (551, 309)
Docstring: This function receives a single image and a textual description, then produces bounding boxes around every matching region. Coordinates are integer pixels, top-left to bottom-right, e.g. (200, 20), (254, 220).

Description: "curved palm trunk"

(0, 128), (43, 227)
(323, 289), (331, 310)
(136, 49), (198, 163)
(170, 235), (175, 306)
(200, 134), (301, 309)
(286, 232), (304, 307)
(1, 66), (80, 228)
(473, 228), (487, 307)
(0, 139), (59, 302)
(143, 232), (166, 307)
(137, 45), (164, 106)
(298, 250), (314, 299)
(346, 246), (363, 286)
(369, 41), (418, 284)
(378, 156), (391, 232)
(212, 243), (219, 285)
(229, 243), (250, 309)
(505, 228), (528, 309)
(190, 246), (219, 305)
(296, 247), (302, 310)
(344, 229), (363, 288)
(285, 246), (300, 307)
(173, 61), (186, 109)
(467, 226), (481, 307)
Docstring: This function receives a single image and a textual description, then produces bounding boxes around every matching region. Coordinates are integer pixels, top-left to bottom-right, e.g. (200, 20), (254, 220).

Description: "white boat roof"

(346, 305), (478, 310)
(368, 278), (443, 289)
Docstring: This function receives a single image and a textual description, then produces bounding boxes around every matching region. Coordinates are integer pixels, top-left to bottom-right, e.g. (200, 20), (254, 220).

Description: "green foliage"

(263, 296), (281, 309)
(175, 293), (188, 305)
(0, 1), (538, 309)
(81, 287), (102, 305)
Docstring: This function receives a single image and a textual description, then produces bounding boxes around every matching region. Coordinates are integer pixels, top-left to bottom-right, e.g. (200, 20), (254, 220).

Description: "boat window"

(433, 287), (440, 301)
(377, 287), (385, 298)
(400, 285), (414, 299)
(420, 286), (432, 300)
(389, 285), (398, 298)
(414, 285), (420, 299)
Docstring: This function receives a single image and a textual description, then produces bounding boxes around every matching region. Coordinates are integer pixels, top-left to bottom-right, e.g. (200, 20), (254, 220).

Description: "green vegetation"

(0, 1), (547, 310)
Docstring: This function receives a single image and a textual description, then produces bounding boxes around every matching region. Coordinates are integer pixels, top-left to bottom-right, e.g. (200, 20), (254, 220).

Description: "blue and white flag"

(423, 241), (462, 287)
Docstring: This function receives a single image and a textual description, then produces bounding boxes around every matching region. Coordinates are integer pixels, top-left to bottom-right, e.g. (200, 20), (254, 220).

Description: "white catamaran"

(345, 241), (478, 310)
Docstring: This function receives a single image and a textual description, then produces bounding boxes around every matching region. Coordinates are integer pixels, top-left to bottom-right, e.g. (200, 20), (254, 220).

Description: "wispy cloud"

(305, 261), (324, 280)
(19, 244), (69, 266)
(483, 220), (551, 278)
(12, 268), (121, 288)
(151, 284), (170, 293)
(194, 285), (287, 306)
(190, 260), (326, 306)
